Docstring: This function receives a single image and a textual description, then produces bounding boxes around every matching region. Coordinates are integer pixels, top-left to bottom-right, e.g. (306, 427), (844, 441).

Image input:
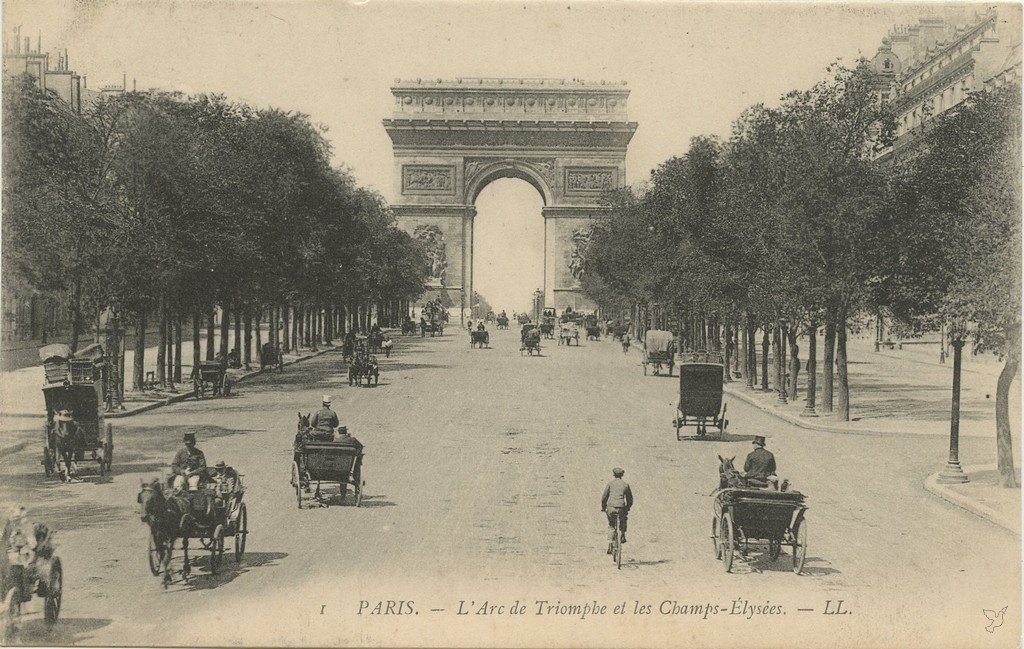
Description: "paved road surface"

(1, 328), (1018, 648)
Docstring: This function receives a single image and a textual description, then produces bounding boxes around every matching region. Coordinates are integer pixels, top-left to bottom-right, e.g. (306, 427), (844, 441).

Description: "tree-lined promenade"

(2, 75), (427, 392)
(584, 64), (1021, 486)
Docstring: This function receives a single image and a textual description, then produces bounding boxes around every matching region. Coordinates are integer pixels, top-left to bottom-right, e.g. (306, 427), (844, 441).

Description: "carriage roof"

(42, 382), (103, 421)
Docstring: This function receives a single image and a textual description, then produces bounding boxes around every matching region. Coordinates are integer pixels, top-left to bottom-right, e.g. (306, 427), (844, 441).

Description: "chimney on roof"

(83, 75), (87, 88)
(65, 49), (68, 70)
(133, 78), (136, 91)
(37, 31), (41, 54)
(24, 37), (30, 54)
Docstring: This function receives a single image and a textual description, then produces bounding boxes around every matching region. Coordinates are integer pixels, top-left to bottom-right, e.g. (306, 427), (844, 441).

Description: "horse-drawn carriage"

(291, 436), (364, 509)
(470, 330), (490, 348)
(348, 354), (379, 386)
(401, 318), (417, 335)
(712, 460), (808, 574)
(520, 325), (542, 356)
(193, 359), (231, 399)
(496, 314), (510, 329)
(673, 351), (729, 440)
(611, 324), (629, 341)
(2, 512), (63, 635)
(642, 330), (675, 376)
(39, 344), (113, 481)
(539, 309), (557, 339)
(260, 342), (283, 371)
(139, 469), (248, 587)
(583, 315), (601, 341)
(421, 320), (444, 337)
(558, 324), (580, 346)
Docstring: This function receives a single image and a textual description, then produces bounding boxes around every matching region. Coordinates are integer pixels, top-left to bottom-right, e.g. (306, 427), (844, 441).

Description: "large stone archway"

(383, 78), (637, 318)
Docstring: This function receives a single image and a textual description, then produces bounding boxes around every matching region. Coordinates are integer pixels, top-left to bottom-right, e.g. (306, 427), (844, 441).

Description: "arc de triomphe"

(383, 78), (637, 317)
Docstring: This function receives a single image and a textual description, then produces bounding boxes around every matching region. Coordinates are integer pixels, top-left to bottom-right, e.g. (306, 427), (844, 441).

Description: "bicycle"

(608, 509), (624, 569)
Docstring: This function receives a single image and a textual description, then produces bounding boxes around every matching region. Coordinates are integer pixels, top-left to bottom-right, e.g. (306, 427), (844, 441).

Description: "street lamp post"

(937, 335), (969, 484)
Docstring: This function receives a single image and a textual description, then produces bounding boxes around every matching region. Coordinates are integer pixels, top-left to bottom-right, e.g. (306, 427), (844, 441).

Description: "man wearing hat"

(601, 467), (633, 554)
(172, 432), (208, 492)
(310, 395), (339, 442)
(744, 436), (777, 488)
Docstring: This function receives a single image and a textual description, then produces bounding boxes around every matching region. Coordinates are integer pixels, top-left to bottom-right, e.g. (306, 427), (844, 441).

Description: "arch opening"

(472, 177), (545, 317)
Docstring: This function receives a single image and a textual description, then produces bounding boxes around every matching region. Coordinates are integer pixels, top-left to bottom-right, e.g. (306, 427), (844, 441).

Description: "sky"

(3, 0), (984, 311)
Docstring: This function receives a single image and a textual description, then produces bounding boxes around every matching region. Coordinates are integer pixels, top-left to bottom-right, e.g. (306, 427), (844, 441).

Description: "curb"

(924, 465), (1020, 535)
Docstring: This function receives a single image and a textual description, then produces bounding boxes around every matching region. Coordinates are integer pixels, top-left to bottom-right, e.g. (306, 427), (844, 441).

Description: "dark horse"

(51, 418), (83, 482)
(138, 478), (191, 587)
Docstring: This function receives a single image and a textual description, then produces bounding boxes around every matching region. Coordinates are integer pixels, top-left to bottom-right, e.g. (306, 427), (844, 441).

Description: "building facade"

(869, 6), (1021, 157)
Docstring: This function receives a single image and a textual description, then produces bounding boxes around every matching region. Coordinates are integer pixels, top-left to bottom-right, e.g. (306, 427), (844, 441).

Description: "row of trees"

(583, 63), (1020, 486)
(3, 74), (428, 392)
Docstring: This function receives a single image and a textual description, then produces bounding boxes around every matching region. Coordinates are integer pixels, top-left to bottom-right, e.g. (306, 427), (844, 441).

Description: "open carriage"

(496, 314), (510, 329)
(39, 344), (113, 481)
(2, 516), (63, 636)
(712, 488), (808, 574)
(348, 355), (379, 386)
(520, 325), (542, 356)
(642, 330), (675, 376)
(539, 309), (557, 339)
(470, 330), (490, 348)
(291, 441), (364, 508)
(193, 360), (231, 399)
(673, 351), (728, 440)
(144, 472), (248, 583)
(583, 315), (601, 341)
(558, 324), (580, 346)
(260, 342), (283, 371)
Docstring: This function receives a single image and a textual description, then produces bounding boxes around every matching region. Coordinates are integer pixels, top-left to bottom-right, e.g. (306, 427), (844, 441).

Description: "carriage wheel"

(721, 513), (735, 573)
(769, 539), (782, 562)
(3, 584), (21, 638)
(712, 517), (721, 559)
(791, 519), (807, 574)
(643, 363), (648, 376)
(44, 559), (62, 623)
(147, 532), (163, 575)
(209, 526), (224, 574)
(292, 462), (303, 509)
(355, 479), (363, 508)
(234, 503), (248, 562)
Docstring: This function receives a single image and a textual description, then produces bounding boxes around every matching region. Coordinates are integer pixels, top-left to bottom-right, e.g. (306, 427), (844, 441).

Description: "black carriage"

(193, 360), (231, 399)
(496, 314), (510, 329)
(611, 324), (629, 341)
(147, 475), (248, 581)
(470, 330), (490, 348)
(641, 330), (675, 376)
(520, 325), (542, 356)
(583, 315), (601, 340)
(558, 324), (580, 346)
(401, 319), (417, 335)
(674, 353), (728, 439)
(39, 344), (112, 480)
(421, 321), (444, 337)
(260, 342), (283, 371)
(291, 442), (364, 508)
(712, 488), (808, 574)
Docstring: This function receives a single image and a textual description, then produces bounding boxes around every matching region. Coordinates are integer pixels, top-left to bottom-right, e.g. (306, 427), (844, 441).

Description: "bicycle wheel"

(614, 518), (623, 569)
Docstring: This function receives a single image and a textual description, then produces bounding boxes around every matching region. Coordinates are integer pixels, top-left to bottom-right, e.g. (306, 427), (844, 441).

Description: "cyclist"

(601, 467), (633, 554)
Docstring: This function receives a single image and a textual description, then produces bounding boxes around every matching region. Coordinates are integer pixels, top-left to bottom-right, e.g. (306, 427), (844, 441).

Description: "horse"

(717, 455), (788, 492)
(138, 478), (190, 588)
(51, 419), (83, 482)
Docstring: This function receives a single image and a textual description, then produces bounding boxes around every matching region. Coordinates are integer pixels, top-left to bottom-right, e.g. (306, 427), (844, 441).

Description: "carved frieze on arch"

(463, 158), (556, 205)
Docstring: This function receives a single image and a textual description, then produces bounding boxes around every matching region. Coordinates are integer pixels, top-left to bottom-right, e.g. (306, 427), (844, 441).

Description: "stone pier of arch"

(383, 78), (637, 319)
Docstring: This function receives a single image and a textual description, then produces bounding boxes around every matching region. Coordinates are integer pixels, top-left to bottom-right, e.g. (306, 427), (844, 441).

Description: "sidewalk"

(925, 465), (1021, 535)
(0, 331), (338, 455)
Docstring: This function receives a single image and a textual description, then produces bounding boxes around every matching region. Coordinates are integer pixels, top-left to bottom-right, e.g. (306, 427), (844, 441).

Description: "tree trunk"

(219, 305), (230, 359)
(192, 311), (201, 379)
(822, 312), (836, 413)
(325, 305), (333, 344)
(234, 307), (242, 358)
(282, 303), (290, 353)
(723, 323), (733, 383)
(805, 322), (818, 415)
(996, 354), (1019, 487)
(69, 278), (83, 354)
(156, 299), (167, 387)
(292, 304), (299, 351)
(132, 311), (147, 391)
(760, 328), (770, 392)
(255, 309), (263, 363)
(206, 310), (216, 361)
(174, 316), (182, 383)
(787, 326), (800, 402)
(836, 308), (850, 421)
(243, 307), (252, 370)
(338, 304), (346, 337)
